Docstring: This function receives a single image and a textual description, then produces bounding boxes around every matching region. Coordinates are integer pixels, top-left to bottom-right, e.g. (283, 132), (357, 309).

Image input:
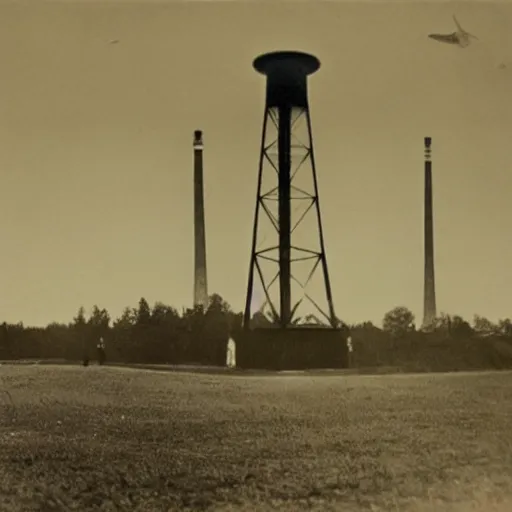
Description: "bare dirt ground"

(1, 365), (512, 511)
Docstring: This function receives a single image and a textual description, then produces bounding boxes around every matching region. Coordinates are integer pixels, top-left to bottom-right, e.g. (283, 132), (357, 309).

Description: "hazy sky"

(1, 0), (511, 327)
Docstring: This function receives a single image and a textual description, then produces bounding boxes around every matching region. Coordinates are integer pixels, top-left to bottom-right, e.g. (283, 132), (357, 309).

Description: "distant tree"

(149, 302), (181, 361)
(497, 318), (512, 337)
(112, 307), (137, 362)
(207, 294), (232, 315)
(182, 304), (206, 332)
(45, 322), (72, 359)
(84, 306), (110, 359)
(151, 302), (179, 326)
(433, 312), (451, 331)
(136, 298), (151, 326)
(72, 306), (88, 361)
(433, 313), (473, 338)
(205, 294), (231, 338)
(228, 311), (244, 337)
(382, 306), (415, 337)
(88, 306), (110, 335)
(473, 315), (498, 337)
(125, 298), (155, 361)
(449, 315), (474, 338)
(72, 306), (87, 327)
(114, 307), (137, 329)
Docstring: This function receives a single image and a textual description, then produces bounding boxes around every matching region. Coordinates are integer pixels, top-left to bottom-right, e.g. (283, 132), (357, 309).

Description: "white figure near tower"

(226, 337), (236, 368)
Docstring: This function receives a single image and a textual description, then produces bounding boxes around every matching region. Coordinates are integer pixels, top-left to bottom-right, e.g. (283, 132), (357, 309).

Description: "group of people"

(83, 337), (106, 367)
(81, 331), (351, 368)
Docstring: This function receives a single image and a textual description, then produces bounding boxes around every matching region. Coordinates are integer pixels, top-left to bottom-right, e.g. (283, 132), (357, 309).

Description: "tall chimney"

(193, 130), (208, 310)
(422, 136), (436, 328)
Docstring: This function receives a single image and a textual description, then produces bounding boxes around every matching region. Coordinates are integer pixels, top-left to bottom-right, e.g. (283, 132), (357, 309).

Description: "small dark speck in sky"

(108, 39), (120, 45)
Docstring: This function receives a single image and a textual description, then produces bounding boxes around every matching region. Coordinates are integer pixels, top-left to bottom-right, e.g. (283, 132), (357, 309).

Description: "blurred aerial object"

(428, 15), (478, 48)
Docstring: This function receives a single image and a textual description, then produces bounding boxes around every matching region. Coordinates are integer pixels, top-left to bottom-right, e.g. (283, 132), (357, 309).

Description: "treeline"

(0, 294), (242, 366)
(1, 297), (512, 371)
(350, 306), (512, 371)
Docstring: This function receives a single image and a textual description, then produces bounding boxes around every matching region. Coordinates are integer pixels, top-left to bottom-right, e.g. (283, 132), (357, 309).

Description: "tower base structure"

(234, 327), (349, 371)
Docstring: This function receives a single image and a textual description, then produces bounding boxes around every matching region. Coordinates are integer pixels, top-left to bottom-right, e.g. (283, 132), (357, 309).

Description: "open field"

(1, 366), (512, 511)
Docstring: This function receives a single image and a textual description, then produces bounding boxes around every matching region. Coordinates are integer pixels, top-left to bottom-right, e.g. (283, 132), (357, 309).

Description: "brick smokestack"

(193, 130), (208, 310)
(422, 136), (436, 328)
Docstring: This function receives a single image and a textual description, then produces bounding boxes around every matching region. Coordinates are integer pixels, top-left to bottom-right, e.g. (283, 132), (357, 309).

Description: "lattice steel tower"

(243, 51), (337, 329)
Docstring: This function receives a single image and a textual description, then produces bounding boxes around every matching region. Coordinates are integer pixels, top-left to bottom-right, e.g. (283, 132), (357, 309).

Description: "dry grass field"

(1, 365), (512, 511)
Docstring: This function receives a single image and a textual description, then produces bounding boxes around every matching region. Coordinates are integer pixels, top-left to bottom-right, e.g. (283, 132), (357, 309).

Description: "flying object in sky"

(428, 15), (478, 48)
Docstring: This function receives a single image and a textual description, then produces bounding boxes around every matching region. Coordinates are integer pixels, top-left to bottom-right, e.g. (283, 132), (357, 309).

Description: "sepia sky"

(1, 0), (512, 327)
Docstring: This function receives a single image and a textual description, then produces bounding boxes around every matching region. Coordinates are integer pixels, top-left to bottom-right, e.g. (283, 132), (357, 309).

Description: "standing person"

(97, 337), (106, 366)
(226, 337), (236, 368)
(347, 335), (354, 368)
